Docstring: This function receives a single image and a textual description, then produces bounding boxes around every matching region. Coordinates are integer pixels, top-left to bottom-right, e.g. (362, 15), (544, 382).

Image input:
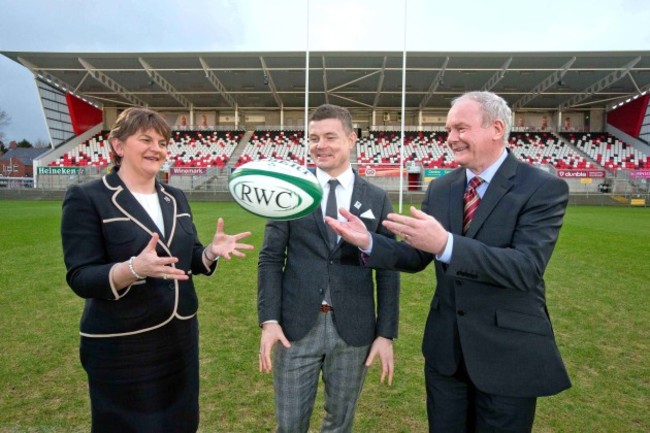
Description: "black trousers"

(424, 358), (536, 433)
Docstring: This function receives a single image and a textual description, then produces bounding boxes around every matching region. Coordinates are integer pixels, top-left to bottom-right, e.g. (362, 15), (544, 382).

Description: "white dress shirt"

(316, 166), (355, 238)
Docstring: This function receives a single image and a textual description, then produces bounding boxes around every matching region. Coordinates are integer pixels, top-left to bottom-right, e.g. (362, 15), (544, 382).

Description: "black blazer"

(61, 170), (216, 338)
(257, 173), (400, 347)
(368, 151), (571, 397)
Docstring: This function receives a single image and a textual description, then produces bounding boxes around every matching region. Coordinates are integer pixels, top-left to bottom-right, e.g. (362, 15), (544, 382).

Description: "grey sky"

(1, 0), (649, 144)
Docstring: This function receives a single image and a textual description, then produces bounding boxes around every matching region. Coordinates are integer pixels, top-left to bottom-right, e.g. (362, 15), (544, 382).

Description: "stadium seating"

(508, 132), (592, 169)
(357, 131), (457, 169)
(235, 129), (309, 166)
(48, 132), (112, 168)
(561, 132), (650, 171)
(169, 130), (243, 168)
(48, 128), (648, 173)
(48, 130), (244, 169)
(357, 130), (591, 170)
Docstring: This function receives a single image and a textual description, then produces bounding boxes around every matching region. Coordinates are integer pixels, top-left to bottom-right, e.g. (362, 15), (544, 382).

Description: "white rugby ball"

(228, 159), (323, 220)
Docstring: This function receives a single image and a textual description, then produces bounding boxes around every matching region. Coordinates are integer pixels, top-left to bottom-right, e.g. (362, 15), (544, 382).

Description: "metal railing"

(6, 163), (641, 207)
(0, 176), (34, 189)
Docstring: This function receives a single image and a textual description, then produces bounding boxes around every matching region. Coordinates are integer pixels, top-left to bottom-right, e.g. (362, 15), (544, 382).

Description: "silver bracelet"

(203, 248), (218, 262)
(127, 256), (145, 280)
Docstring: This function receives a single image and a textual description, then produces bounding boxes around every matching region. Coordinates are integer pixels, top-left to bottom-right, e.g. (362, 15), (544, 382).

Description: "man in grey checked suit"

(258, 104), (400, 433)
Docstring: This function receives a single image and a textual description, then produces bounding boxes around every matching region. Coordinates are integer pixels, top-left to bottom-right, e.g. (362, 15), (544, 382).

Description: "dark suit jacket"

(61, 170), (217, 338)
(368, 151), (571, 397)
(257, 173), (400, 347)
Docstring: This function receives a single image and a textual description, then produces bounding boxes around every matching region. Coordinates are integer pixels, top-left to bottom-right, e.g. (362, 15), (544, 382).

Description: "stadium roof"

(3, 50), (650, 113)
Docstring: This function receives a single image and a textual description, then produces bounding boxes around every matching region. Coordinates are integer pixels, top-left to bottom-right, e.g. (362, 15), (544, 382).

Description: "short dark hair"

(309, 104), (354, 134)
(108, 108), (171, 166)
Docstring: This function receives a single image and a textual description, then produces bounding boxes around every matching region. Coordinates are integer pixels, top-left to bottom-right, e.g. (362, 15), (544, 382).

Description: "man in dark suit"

(327, 91), (571, 432)
(258, 104), (400, 433)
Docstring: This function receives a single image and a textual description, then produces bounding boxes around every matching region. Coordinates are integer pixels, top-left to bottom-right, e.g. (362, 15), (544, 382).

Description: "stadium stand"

(508, 132), (592, 169)
(357, 130), (592, 170)
(235, 129), (309, 166)
(48, 130), (244, 169)
(48, 132), (112, 168)
(45, 128), (648, 174)
(357, 131), (457, 169)
(169, 130), (243, 168)
(561, 132), (650, 172)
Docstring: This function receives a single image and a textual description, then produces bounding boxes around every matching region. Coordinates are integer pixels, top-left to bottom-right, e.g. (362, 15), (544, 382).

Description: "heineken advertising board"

(37, 167), (84, 175)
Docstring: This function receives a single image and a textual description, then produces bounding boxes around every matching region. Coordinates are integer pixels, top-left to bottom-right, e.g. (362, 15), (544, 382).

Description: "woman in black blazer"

(61, 108), (253, 433)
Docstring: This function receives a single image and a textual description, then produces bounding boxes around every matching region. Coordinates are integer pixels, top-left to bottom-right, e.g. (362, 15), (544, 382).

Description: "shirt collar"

(316, 166), (354, 190)
(466, 148), (507, 185)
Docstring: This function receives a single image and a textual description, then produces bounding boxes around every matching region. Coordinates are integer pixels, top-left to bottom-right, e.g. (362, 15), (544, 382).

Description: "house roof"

(1, 147), (49, 165)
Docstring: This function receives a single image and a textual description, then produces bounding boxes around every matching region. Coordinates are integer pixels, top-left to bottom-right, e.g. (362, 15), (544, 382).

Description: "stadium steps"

(189, 130), (253, 191)
(228, 130), (255, 163)
(554, 132), (603, 169)
(350, 139), (358, 163)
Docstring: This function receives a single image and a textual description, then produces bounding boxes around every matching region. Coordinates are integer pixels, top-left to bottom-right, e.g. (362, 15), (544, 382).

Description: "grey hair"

(451, 91), (512, 145)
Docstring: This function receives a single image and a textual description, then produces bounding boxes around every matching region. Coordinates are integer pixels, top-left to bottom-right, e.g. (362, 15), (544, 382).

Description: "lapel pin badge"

(354, 201), (362, 209)
(163, 196), (171, 203)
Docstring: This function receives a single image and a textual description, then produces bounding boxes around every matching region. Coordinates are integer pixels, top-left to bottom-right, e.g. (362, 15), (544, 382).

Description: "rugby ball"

(228, 159), (323, 220)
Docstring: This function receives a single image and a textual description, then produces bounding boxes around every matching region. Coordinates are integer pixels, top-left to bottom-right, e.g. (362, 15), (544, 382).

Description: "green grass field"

(0, 200), (648, 432)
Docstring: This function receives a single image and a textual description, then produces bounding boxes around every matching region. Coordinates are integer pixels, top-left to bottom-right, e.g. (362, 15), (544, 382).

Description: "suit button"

(457, 310), (465, 316)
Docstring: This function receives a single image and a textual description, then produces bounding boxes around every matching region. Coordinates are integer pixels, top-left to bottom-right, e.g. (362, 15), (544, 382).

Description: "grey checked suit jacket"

(257, 173), (400, 347)
(367, 151), (571, 397)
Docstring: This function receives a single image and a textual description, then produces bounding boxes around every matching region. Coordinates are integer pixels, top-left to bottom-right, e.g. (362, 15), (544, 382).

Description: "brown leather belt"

(320, 304), (334, 313)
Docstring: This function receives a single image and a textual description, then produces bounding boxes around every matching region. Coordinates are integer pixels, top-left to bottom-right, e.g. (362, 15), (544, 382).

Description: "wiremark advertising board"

(170, 167), (208, 176)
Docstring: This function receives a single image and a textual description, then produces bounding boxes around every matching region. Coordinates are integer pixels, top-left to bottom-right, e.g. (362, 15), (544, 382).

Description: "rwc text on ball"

(233, 182), (301, 210)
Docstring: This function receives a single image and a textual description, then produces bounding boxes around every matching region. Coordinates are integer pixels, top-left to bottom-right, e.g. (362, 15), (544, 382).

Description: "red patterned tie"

(463, 176), (484, 234)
